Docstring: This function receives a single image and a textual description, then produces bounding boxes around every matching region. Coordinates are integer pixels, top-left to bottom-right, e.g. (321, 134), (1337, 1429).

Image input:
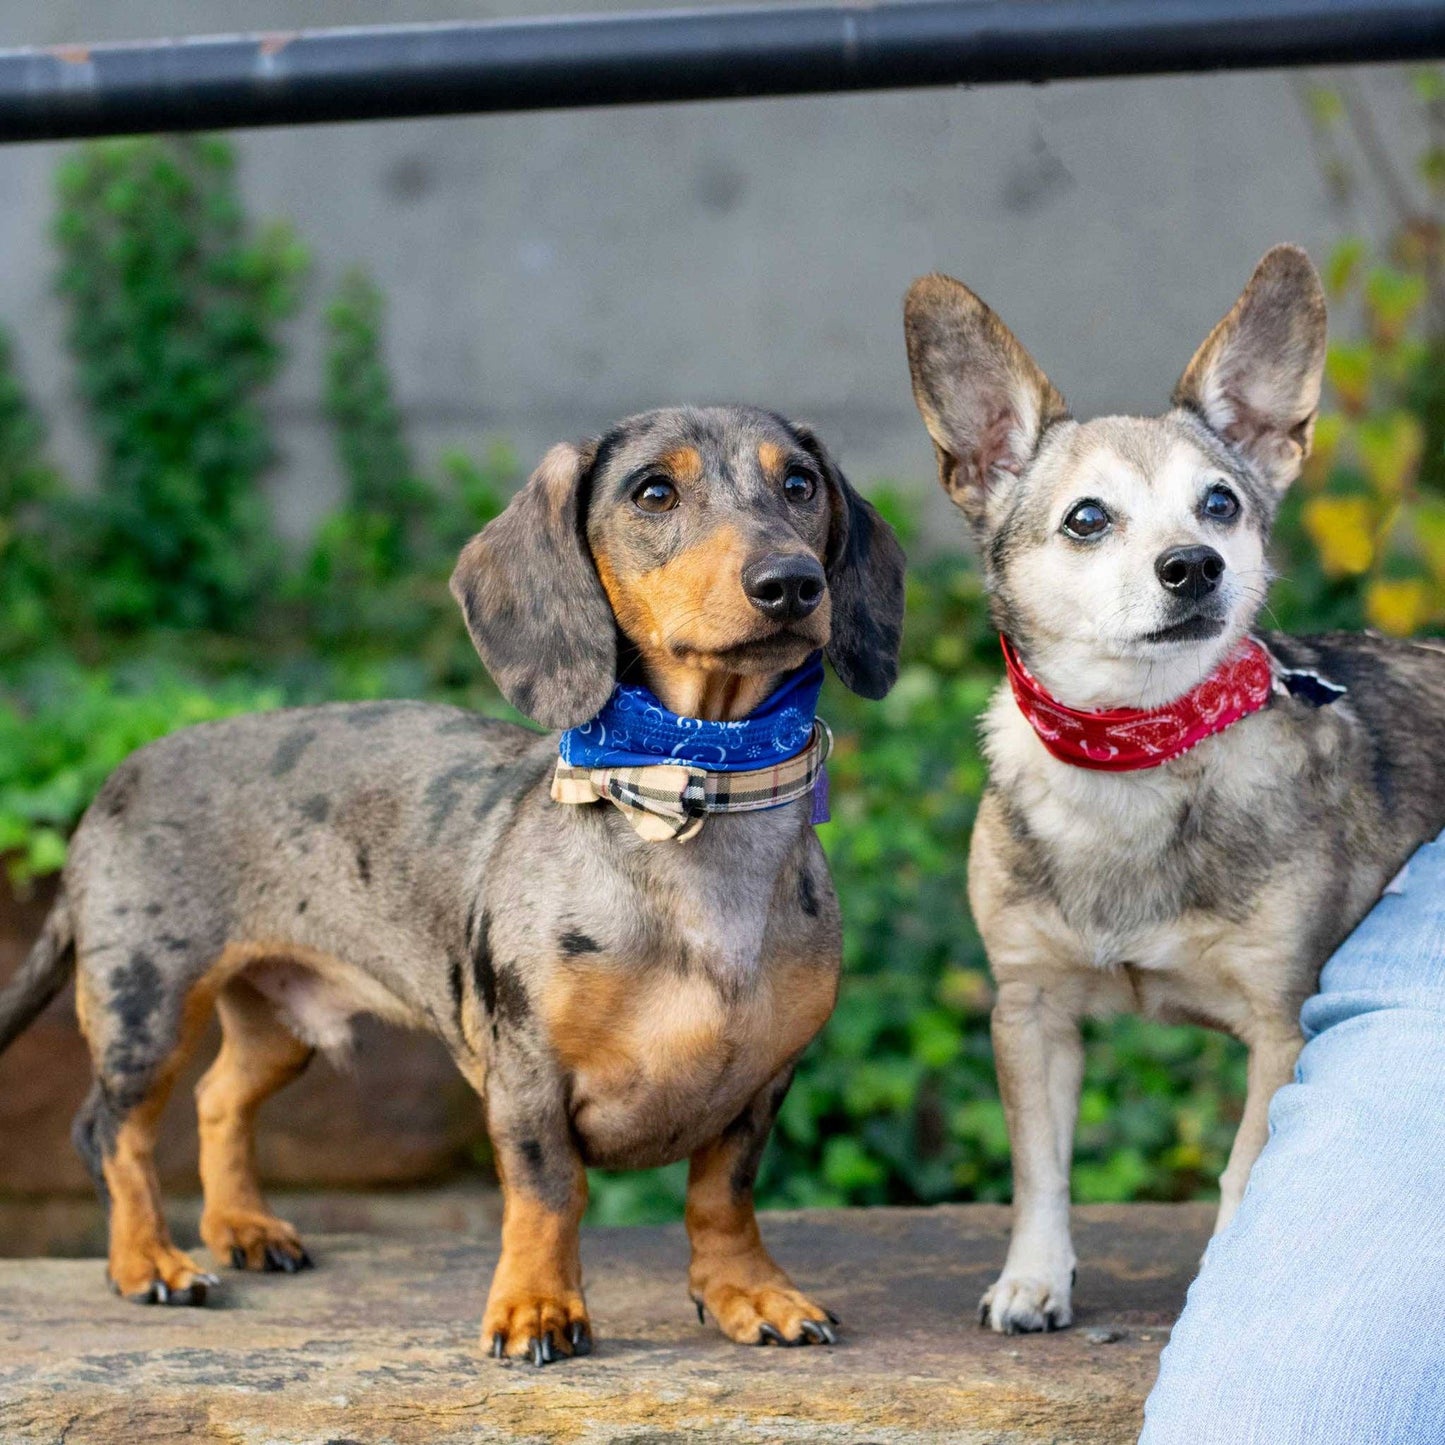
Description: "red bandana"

(1001, 634), (1275, 772)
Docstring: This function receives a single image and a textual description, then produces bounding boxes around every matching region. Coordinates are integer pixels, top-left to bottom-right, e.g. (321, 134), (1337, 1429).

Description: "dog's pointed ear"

(1173, 245), (1327, 493)
(904, 273), (1068, 532)
(450, 441), (616, 729)
(792, 425), (906, 699)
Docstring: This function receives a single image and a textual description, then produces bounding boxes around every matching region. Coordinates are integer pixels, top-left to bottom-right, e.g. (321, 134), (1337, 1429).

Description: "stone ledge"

(0, 1202), (1210, 1444)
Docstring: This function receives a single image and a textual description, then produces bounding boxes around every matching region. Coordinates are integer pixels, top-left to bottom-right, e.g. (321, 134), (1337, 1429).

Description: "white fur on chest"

(981, 685), (1295, 973)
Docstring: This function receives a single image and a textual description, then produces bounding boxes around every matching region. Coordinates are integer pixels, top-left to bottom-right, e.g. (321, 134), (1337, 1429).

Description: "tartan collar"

(552, 719), (832, 842)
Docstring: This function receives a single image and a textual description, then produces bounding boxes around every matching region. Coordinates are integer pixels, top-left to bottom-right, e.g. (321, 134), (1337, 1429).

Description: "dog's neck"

(1013, 633), (1246, 713)
(630, 660), (782, 723)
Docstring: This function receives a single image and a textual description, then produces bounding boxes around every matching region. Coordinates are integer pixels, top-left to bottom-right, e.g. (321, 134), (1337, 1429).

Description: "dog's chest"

(978, 695), (1306, 1002)
(533, 813), (840, 1169)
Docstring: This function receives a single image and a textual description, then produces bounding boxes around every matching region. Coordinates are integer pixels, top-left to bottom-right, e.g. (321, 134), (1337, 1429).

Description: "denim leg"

(1140, 831), (1445, 1445)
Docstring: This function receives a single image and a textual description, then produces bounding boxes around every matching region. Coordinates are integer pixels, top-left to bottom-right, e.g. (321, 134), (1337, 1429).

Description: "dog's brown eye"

(633, 478), (678, 513)
(783, 471), (817, 504)
(1203, 485), (1240, 522)
(1062, 500), (1110, 539)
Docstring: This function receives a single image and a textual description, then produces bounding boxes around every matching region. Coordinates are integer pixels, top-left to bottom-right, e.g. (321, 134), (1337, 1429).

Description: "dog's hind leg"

(980, 975), (1083, 1334)
(75, 956), (223, 1305)
(1215, 1025), (1302, 1234)
(686, 1069), (837, 1348)
(196, 977), (314, 1273)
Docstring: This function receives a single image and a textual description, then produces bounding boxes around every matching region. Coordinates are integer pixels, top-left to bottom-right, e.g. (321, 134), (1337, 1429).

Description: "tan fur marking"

(543, 964), (726, 1088)
(760, 958), (838, 1063)
(482, 1154), (589, 1359)
(686, 1135), (833, 1345)
(757, 440), (786, 478)
(196, 977), (312, 1270)
(659, 446), (704, 485)
(100, 962), (232, 1298)
(594, 526), (825, 719)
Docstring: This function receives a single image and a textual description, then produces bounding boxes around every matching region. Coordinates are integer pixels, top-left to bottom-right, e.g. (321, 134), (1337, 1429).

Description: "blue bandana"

(559, 653), (825, 772)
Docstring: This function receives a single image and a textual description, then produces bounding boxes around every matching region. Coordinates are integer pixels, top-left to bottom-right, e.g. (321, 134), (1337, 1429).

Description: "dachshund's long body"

(0, 405), (905, 1363)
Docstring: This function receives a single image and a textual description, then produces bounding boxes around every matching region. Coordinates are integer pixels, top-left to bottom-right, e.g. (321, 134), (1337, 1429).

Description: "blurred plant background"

(3, 85), (1440, 1224)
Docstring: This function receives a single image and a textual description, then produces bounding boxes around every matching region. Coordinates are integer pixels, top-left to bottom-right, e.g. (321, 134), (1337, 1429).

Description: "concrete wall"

(0, 1), (1418, 539)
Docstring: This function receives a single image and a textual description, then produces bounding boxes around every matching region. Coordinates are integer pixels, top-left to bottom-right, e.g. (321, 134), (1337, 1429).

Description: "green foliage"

(293, 268), (512, 669)
(53, 135), (306, 632)
(0, 660), (281, 887)
(0, 331), (66, 658)
(1279, 71), (1445, 639)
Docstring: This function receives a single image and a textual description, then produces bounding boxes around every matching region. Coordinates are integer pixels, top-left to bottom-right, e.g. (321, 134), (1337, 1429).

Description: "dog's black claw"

(268, 1246), (302, 1275)
(825, 1309), (841, 1327)
(543, 1332), (560, 1364)
(491, 1332), (506, 1360)
(297, 1248), (315, 1271)
(569, 1321), (593, 1356)
(529, 1336), (547, 1368)
(231, 1247), (247, 1270)
(758, 1322), (786, 1347)
(693, 1297), (706, 1325)
(800, 1319), (835, 1345)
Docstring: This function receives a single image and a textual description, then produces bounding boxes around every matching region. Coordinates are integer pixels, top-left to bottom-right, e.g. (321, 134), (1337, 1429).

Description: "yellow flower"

(1357, 411), (1424, 498)
(1303, 495), (1375, 576)
(1365, 577), (1432, 636)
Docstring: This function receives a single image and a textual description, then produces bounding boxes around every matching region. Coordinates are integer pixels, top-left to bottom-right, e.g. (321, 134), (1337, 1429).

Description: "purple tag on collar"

(810, 765), (830, 826)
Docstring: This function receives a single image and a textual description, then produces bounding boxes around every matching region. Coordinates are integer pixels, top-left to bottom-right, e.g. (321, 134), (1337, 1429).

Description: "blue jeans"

(1141, 831), (1445, 1444)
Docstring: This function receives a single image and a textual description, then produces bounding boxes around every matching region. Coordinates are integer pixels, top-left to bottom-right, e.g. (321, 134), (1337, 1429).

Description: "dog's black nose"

(741, 554), (826, 621)
(1155, 545), (1225, 601)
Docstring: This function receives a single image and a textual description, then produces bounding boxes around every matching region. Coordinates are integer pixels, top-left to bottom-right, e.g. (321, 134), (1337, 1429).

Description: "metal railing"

(0, 0), (1443, 143)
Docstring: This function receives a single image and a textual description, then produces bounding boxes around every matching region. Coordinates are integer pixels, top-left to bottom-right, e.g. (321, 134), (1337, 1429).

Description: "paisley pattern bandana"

(559, 653), (824, 770)
(1000, 634), (1275, 772)
(553, 653), (830, 840)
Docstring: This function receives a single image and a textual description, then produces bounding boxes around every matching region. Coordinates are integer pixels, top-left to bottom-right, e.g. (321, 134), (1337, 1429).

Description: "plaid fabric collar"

(552, 719), (832, 842)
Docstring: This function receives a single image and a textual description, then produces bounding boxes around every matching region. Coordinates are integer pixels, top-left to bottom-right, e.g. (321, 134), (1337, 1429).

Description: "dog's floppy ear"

(450, 441), (616, 729)
(903, 273), (1068, 533)
(793, 425), (906, 700)
(1173, 245), (1327, 493)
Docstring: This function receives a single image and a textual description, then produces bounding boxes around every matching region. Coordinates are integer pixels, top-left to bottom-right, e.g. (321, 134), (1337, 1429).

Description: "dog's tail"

(0, 884), (75, 1057)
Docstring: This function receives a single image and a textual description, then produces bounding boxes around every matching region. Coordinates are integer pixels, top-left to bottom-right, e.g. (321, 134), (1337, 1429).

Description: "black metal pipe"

(3, 0), (1444, 143)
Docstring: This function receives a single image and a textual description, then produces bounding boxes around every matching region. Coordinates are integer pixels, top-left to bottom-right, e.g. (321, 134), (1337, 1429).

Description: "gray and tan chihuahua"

(904, 246), (1445, 1334)
(0, 405), (905, 1364)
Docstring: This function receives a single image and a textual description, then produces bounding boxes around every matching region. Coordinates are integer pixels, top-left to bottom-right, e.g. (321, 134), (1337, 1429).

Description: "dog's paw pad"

(979, 1275), (1073, 1335)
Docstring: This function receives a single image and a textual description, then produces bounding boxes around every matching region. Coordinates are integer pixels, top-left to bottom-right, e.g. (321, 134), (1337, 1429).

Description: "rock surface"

(0, 1202), (1211, 1444)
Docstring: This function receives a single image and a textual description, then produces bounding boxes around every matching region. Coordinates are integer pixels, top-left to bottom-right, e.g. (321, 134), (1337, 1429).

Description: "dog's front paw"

(693, 1279), (839, 1348)
(203, 1208), (313, 1274)
(979, 1272), (1072, 1334)
(107, 1243), (219, 1306)
(483, 1289), (592, 1366)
